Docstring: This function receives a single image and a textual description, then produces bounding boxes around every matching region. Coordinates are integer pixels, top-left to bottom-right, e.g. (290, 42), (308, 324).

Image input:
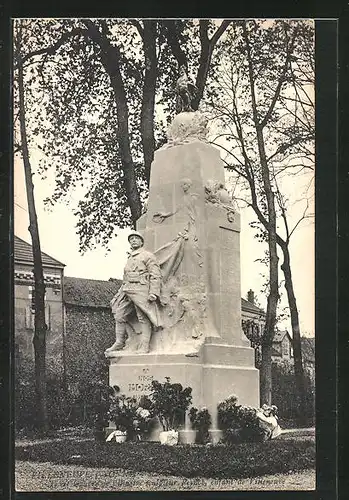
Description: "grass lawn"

(15, 433), (315, 480)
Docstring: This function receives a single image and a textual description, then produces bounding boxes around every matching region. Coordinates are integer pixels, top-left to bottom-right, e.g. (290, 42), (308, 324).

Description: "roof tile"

(14, 235), (65, 268)
(241, 297), (265, 315)
(63, 276), (122, 308)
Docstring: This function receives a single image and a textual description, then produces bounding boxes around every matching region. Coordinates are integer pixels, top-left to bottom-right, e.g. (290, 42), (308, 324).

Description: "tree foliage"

(13, 19), (230, 251)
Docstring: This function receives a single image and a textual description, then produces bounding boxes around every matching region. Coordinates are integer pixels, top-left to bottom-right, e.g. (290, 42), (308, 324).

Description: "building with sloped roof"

(14, 235), (65, 268)
(271, 330), (294, 360)
(14, 235), (65, 362)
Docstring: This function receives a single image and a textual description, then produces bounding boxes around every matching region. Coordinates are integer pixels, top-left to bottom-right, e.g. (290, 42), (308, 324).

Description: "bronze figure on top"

(175, 65), (197, 113)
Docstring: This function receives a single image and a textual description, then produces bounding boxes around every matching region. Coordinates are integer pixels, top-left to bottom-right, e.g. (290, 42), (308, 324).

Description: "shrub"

(107, 391), (138, 434)
(15, 357), (37, 431)
(149, 377), (192, 431)
(15, 355), (70, 432)
(188, 407), (211, 444)
(271, 360), (315, 426)
(217, 395), (265, 443)
(217, 394), (239, 430)
(65, 358), (110, 428)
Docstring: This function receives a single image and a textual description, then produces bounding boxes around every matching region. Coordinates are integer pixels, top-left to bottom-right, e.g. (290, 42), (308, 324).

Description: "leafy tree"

(208, 19), (314, 416)
(13, 19), (230, 251)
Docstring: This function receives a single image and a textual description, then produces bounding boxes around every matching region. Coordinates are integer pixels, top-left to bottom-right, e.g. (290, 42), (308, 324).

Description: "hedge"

(15, 437), (315, 479)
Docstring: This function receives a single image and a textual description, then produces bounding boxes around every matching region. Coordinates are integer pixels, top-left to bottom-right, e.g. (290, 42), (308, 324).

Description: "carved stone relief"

(151, 177), (203, 267)
(161, 111), (209, 149)
(205, 179), (236, 223)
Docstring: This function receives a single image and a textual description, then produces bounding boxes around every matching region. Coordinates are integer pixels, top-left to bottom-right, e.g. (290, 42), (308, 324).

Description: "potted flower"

(149, 378), (192, 445)
(107, 391), (138, 443)
(189, 407), (212, 444)
(106, 428), (128, 443)
(132, 396), (155, 441)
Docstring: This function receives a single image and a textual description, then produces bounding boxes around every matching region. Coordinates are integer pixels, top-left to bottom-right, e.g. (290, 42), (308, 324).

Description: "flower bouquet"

(132, 397), (154, 441)
(107, 393), (138, 441)
(188, 407), (211, 444)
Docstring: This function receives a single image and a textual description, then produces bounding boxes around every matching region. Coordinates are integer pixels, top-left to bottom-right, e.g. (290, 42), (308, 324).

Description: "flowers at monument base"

(136, 407), (151, 419)
(149, 377), (193, 433)
(106, 391), (155, 442)
(159, 429), (179, 446)
(132, 406), (153, 440)
(188, 406), (212, 444)
(107, 394), (135, 433)
(256, 404), (282, 439)
(218, 395), (282, 443)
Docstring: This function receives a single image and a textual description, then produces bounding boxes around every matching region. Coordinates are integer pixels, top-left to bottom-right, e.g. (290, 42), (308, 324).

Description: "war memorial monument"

(105, 67), (259, 442)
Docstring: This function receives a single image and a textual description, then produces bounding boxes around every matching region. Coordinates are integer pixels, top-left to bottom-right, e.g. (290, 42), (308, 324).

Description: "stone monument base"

(108, 341), (259, 441)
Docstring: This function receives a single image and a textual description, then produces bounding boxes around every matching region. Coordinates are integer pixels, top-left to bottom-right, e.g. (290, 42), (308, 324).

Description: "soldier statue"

(105, 231), (162, 354)
(175, 65), (197, 113)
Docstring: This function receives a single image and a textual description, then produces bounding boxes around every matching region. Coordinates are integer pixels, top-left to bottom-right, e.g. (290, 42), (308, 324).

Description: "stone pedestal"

(109, 341), (259, 439)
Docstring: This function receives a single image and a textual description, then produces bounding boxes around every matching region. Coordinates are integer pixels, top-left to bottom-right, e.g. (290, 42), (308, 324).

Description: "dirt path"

(15, 460), (315, 491)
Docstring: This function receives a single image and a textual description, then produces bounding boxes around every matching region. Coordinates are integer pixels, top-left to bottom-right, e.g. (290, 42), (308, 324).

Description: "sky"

(14, 153), (314, 336)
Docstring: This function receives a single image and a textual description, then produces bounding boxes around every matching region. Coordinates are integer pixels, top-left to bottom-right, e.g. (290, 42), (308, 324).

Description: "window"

(282, 339), (289, 357)
(25, 305), (51, 330)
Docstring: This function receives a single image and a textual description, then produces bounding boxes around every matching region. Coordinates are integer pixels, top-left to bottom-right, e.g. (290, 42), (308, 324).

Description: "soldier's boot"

(137, 320), (152, 354)
(105, 322), (127, 352)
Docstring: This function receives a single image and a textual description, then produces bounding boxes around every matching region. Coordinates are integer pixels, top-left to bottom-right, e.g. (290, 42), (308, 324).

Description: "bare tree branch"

(192, 20), (231, 109)
(260, 28), (298, 129)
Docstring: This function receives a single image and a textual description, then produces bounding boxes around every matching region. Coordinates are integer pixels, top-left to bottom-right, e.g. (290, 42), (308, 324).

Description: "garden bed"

(15, 436), (315, 479)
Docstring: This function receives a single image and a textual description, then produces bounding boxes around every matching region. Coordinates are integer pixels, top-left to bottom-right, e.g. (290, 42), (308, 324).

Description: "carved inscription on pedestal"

(128, 368), (154, 395)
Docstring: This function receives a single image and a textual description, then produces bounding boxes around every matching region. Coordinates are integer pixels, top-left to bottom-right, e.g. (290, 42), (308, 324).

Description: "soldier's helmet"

(128, 231), (144, 244)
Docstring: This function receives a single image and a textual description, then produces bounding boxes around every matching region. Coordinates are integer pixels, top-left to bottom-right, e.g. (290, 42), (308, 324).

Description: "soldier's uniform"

(108, 238), (162, 353)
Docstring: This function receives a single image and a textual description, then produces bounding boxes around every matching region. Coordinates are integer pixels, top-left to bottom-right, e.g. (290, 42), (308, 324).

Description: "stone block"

(109, 344), (259, 435)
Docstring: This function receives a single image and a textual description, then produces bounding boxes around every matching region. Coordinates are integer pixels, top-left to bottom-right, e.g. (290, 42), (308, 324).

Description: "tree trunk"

(280, 242), (308, 425)
(84, 21), (142, 225)
(243, 22), (279, 406)
(162, 20), (187, 68)
(259, 343), (273, 405)
(140, 21), (157, 187)
(192, 21), (211, 110)
(253, 125), (279, 406)
(193, 20), (231, 110)
(18, 63), (48, 433)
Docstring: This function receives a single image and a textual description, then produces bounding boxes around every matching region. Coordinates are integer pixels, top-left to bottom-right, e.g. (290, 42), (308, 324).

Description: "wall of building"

(64, 304), (115, 391)
(14, 263), (64, 372)
(281, 337), (292, 359)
